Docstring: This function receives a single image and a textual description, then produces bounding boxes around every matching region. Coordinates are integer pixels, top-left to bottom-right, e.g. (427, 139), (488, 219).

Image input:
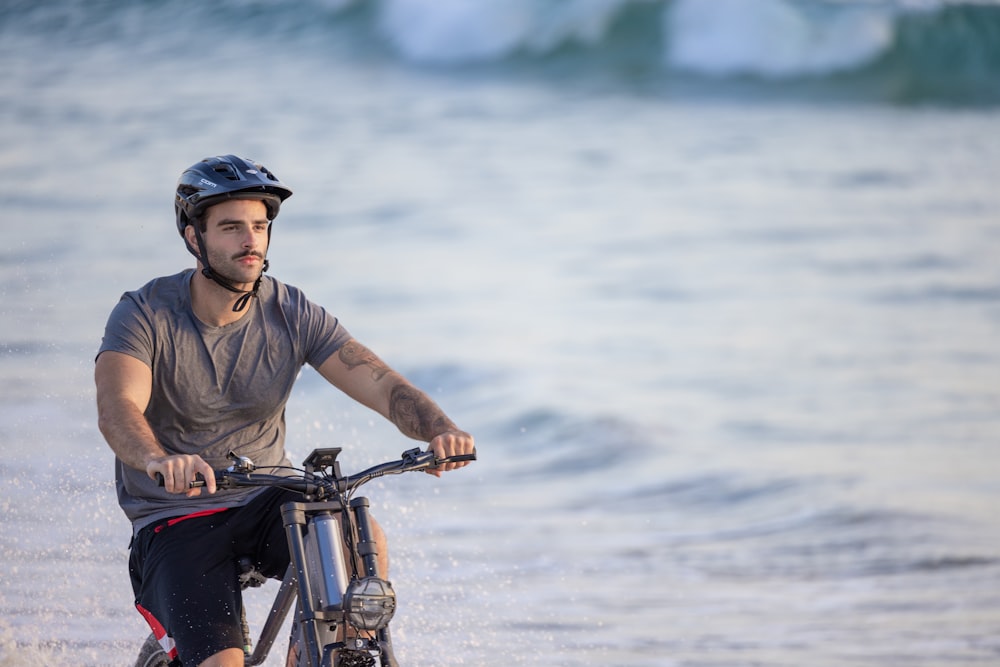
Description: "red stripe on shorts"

(136, 602), (178, 660)
(153, 507), (229, 533)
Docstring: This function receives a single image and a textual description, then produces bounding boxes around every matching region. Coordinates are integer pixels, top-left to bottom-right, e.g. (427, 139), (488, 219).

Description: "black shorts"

(129, 487), (300, 666)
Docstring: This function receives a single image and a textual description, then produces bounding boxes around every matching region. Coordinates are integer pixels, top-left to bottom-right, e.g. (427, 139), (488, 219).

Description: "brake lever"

(439, 449), (477, 464)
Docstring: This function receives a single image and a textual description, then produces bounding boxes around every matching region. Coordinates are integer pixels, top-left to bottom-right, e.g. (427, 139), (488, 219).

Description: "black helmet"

(175, 155), (293, 235)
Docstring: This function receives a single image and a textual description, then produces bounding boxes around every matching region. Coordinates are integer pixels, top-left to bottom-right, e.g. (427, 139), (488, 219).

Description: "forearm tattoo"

(389, 384), (455, 442)
(338, 341), (391, 381)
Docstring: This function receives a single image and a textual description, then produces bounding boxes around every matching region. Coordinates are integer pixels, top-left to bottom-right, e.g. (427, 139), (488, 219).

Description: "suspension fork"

(350, 497), (380, 578)
(350, 496), (399, 663)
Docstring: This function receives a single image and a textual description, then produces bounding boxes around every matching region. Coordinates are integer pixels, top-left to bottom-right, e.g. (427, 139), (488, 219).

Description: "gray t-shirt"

(98, 270), (350, 533)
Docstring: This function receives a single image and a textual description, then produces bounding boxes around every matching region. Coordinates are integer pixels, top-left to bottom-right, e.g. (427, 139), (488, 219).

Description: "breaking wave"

(4, 0), (1000, 103)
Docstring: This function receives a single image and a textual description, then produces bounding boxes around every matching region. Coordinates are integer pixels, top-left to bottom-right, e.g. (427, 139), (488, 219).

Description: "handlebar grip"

(154, 472), (207, 488)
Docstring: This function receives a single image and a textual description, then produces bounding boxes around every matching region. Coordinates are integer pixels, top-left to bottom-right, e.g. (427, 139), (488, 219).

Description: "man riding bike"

(95, 155), (475, 667)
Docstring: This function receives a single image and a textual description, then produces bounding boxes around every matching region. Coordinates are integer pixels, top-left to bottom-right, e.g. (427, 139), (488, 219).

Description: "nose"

(242, 226), (263, 250)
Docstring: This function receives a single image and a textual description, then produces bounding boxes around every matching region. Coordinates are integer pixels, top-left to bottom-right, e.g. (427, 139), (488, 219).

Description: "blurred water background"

(2, 0), (1000, 665)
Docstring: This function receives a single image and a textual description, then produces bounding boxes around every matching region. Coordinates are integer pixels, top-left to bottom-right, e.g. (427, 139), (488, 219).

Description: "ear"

(182, 222), (205, 265)
(183, 222), (199, 248)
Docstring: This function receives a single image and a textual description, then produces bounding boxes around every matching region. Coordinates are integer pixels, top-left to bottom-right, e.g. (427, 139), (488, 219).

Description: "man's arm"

(316, 339), (475, 475)
(94, 351), (216, 495)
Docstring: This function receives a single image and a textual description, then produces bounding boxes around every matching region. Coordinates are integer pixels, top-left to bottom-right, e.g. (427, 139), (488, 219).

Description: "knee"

(197, 647), (244, 667)
(370, 516), (390, 576)
(370, 516), (387, 549)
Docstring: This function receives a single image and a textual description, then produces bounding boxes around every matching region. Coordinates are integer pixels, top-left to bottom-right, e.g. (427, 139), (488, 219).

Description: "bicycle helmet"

(174, 155), (294, 312)
(175, 155), (292, 234)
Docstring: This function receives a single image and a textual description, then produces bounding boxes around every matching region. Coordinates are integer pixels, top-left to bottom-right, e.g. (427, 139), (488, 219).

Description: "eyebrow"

(212, 217), (271, 226)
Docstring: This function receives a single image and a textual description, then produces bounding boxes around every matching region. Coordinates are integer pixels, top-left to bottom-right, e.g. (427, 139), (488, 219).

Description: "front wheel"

(135, 633), (171, 667)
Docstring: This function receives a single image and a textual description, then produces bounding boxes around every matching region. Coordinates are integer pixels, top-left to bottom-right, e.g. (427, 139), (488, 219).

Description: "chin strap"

(200, 263), (268, 312)
(186, 224), (269, 313)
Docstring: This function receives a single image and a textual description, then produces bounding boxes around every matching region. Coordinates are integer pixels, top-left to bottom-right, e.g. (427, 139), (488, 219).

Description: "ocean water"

(2, 0), (1000, 665)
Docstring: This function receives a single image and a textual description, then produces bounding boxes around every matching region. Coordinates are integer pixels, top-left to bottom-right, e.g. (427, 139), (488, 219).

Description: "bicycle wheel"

(134, 632), (171, 667)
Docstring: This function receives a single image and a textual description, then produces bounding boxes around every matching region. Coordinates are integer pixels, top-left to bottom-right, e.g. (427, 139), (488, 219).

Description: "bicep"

(315, 338), (396, 417)
(95, 350), (153, 415)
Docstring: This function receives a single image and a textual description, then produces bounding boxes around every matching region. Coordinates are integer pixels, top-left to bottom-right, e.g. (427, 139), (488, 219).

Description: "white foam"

(376, 0), (636, 64)
(665, 0), (896, 78)
(377, 0), (533, 63)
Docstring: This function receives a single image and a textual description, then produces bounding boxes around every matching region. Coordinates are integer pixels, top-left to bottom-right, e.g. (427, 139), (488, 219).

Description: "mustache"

(231, 250), (265, 260)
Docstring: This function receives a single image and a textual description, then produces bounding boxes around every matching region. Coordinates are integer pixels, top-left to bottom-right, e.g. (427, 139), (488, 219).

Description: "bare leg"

(198, 647), (244, 667)
(370, 516), (389, 577)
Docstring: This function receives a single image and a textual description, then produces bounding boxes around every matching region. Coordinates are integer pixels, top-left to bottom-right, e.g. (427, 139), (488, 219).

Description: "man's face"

(189, 198), (271, 288)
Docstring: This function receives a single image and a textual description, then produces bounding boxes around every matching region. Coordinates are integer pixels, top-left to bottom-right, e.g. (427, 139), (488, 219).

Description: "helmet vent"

(212, 163), (242, 181)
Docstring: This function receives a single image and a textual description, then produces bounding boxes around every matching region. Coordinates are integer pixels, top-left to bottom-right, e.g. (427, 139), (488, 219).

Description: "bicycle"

(134, 446), (477, 667)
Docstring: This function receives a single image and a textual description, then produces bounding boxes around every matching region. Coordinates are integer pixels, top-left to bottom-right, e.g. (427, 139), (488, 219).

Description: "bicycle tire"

(135, 632), (171, 667)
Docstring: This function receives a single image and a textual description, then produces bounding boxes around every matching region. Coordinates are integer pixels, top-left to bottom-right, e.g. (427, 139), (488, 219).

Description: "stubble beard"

(207, 248), (266, 289)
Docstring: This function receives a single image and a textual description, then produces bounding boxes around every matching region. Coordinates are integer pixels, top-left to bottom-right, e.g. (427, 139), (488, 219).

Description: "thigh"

(232, 487), (303, 578)
(130, 512), (244, 666)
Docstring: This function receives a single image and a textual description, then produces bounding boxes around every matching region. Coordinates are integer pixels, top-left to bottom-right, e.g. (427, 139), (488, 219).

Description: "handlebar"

(155, 447), (477, 495)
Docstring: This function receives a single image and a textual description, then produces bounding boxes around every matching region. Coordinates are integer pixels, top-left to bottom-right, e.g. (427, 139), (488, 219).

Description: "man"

(95, 154), (475, 667)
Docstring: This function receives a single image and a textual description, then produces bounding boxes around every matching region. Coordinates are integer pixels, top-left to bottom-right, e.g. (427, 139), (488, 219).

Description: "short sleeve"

(301, 300), (351, 369)
(97, 293), (155, 368)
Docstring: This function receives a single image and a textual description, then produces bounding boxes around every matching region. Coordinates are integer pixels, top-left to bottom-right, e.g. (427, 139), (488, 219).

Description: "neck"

(189, 267), (256, 327)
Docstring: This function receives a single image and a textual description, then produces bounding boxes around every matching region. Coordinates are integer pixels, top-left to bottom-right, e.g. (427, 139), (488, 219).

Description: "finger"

(195, 459), (217, 494)
(163, 467), (181, 494)
(172, 468), (190, 494)
(434, 435), (458, 464)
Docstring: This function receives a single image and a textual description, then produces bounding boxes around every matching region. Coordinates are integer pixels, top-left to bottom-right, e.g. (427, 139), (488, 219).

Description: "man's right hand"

(147, 454), (217, 497)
